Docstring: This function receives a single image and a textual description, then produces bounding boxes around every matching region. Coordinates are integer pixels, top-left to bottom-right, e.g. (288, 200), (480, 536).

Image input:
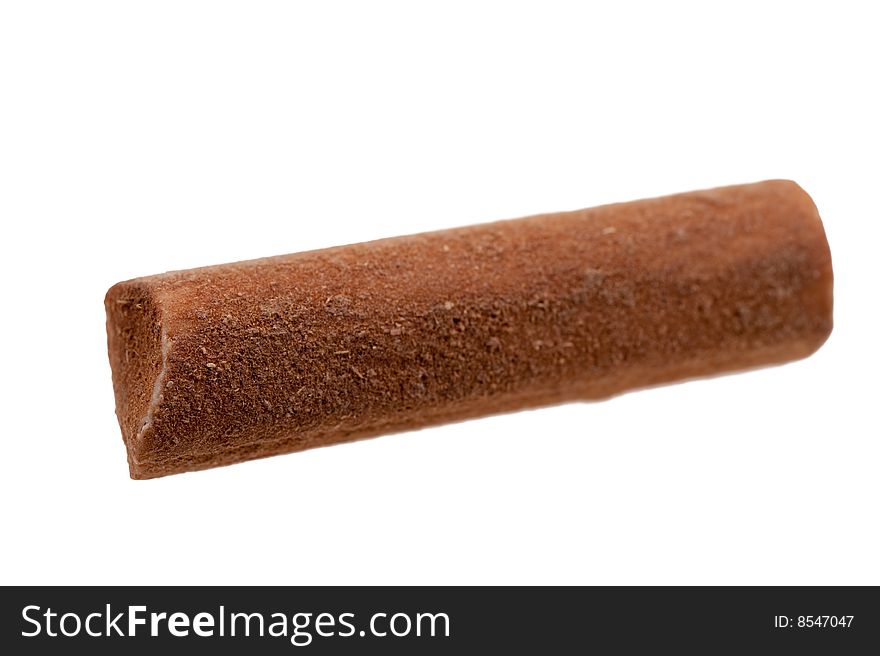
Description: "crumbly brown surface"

(105, 180), (833, 479)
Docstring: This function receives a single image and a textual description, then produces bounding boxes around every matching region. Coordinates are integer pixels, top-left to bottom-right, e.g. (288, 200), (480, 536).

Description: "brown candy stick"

(105, 180), (833, 479)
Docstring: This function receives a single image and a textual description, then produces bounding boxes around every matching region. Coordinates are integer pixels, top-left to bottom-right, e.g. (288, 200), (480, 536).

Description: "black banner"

(2, 586), (877, 654)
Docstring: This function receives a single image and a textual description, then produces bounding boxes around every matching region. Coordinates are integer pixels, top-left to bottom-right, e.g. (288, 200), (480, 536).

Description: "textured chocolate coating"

(106, 180), (833, 479)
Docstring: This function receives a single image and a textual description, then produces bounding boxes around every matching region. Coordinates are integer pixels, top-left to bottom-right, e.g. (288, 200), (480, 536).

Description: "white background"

(1, 1), (878, 585)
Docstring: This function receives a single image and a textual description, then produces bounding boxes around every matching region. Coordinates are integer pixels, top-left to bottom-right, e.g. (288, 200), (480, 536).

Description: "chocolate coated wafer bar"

(105, 180), (833, 478)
